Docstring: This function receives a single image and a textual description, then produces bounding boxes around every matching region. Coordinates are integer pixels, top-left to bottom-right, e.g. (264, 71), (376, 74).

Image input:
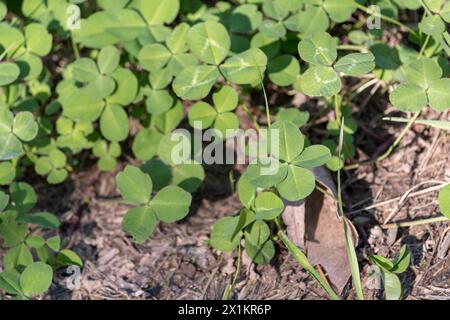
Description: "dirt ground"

(23, 95), (448, 300)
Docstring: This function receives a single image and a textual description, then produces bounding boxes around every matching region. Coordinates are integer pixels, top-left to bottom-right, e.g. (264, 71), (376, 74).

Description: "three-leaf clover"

(188, 86), (240, 137)
(61, 46), (138, 142)
(93, 140), (122, 172)
(172, 21), (268, 100)
(141, 158), (205, 194)
(138, 22), (198, 78)
(0, 23), (52, 82)
(0, 109), (38, 160)
(0, 183), (82, 298)
(209, 207), (277, 265)
(258, 0), (297, 39)
(370, 245), (411, 300)
(142, 71), (179, 116)
(285, 0), (356, 34)
(244, 219), (275, 264)
(389, 58), (450, 111)
(71, 46), (119, 99)
(56, 117), (94, 154)
(418, 0), (450, 37)
(116, 166), (193, 243)
(298, 31), (375, 97)
(35, 148), (69, 185)
(132, 100), (185, 162)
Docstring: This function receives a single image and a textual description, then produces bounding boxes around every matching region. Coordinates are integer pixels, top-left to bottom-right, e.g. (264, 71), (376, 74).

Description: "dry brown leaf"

(282, 200), (306, 249)
(282, 167), (358, 294)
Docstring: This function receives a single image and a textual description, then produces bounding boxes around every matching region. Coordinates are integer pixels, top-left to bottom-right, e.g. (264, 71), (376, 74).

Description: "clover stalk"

(70, 31), (80, 60)
(338, 118), (365, 300)
(334, 95), (342, 126)
(258, 74), (340, 300)
(223, 243), (242, 300)
(377, 111), (421, 162)
(258, 66), (271, 130)
(418, 35), (431, 59)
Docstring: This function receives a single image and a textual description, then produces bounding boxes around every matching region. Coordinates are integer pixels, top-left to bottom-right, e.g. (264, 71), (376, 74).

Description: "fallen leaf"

(282, 166), (358, 294)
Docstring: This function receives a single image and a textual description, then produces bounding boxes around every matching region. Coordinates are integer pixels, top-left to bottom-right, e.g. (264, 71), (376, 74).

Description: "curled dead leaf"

(282, 166), (358, 294)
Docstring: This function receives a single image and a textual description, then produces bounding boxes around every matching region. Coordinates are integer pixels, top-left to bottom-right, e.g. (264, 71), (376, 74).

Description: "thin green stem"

(352, 1), (417, 36)
(418, 35), (431, 59)
(334, 95), (342, 126)
(222, 244), (241, 300)
(261, 80), (271, 130)
(377, 111), (421, 162)
(23, 146), (37, 163)
(419, 0), (433, 16)
(337, 118), (365, 300)
(71, 31), (80, 59)
(277, 228), (341, 300)
(337, 126), (345, 217)
(256, 65), (271, 130)
(429, 40), (442, 57)
(0, 42), (18, 61)
(337, 44), (367, 52)
(229, 171), (236, 194)
(316, 184), (336, 201)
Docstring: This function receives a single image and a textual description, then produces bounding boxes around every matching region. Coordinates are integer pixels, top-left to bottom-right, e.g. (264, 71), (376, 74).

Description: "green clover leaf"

(187, 21), (231, 65)
(0, 110), (38, 161)
(298, 31), (338, 66)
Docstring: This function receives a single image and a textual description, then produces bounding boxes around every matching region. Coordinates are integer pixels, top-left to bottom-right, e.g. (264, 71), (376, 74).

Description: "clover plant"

(1, 0), (449, 300)
(116, 165), (193, 243)
(370, 245), (411, 300)
(0, 183), (82, 299)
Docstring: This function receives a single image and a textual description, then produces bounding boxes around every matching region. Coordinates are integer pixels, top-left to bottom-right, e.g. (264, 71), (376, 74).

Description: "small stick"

(316, 265), (332, 288)
(382, 216), (449, 229)
(345, 111), (422, 170)
(383, 180), (446, 224)
(347, 182), (447, 215)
